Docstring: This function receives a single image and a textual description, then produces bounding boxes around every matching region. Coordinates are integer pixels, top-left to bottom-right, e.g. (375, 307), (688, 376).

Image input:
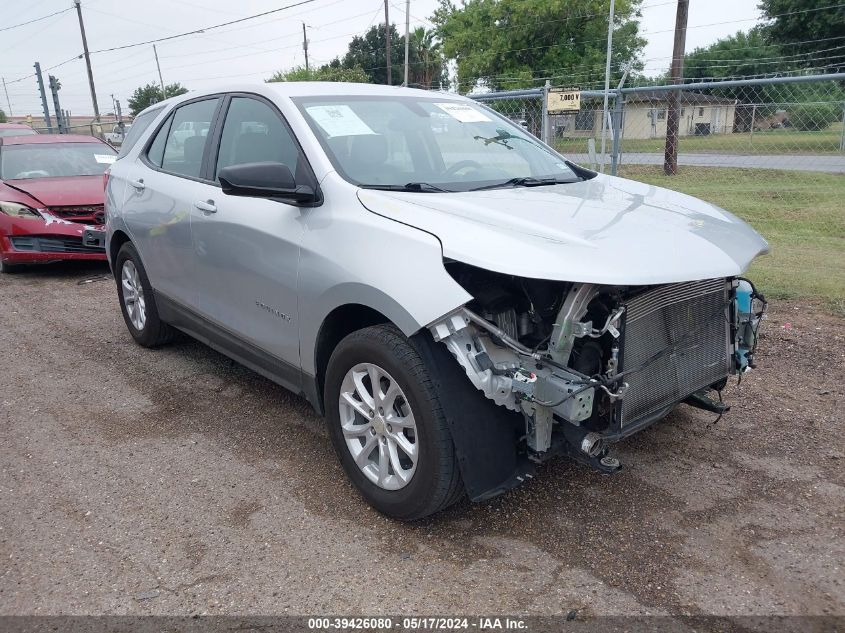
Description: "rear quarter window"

(117, 107), (164, 158)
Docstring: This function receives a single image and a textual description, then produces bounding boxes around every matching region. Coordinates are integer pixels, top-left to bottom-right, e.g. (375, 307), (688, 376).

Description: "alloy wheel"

(338, 363), (419, 490)
(121, 260), (146, 331)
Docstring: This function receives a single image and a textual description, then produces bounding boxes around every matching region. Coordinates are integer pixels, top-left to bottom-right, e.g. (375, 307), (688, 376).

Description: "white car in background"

(105, 123), (131, 146)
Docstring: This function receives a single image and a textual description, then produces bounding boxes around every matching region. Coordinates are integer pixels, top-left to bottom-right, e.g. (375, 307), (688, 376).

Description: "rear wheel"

(115, 242), (174, 347)
(325, 324), (463, 520)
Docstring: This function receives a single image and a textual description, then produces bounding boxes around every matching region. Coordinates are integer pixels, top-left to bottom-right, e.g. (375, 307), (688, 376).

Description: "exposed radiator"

(619, 278), (731, 427)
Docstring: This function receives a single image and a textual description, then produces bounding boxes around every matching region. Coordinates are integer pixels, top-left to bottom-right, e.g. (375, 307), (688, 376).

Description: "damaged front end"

(429, 263), (767, 476)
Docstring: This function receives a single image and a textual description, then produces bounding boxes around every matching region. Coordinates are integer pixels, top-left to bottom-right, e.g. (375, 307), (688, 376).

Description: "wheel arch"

(108, 229), (132, 271)
(313, 303), (393, 414)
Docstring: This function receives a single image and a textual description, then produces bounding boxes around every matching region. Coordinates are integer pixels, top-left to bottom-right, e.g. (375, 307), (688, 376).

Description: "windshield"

(0, 142), (116, 180)
(293, 96), (578, 192)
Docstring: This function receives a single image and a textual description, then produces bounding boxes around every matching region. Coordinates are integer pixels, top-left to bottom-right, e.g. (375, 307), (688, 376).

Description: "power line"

(0, 7), (72, 33)
(88, 0), (320, 54)
(5, 55), (80, 85)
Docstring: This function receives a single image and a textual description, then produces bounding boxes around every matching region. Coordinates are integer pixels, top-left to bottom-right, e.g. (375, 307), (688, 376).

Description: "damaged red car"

(0, 134), (115, 273)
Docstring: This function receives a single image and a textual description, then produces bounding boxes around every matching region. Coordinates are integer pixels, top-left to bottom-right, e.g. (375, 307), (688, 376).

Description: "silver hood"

(357, 173), (769, 285)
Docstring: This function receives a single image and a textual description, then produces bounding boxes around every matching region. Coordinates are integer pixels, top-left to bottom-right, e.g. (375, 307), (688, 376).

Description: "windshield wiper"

(360, 182), (451, 193)
(469, 176), (581, 191)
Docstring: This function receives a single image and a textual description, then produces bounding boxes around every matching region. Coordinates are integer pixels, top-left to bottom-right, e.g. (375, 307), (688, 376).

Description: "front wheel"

(324, 325), (463, 520)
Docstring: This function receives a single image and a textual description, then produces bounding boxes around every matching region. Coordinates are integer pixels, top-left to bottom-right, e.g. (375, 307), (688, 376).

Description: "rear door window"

(117, 107), (162, 158)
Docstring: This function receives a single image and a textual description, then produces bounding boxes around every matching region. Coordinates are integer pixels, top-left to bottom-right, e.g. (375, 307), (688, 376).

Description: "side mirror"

(218, 161), (316, 204)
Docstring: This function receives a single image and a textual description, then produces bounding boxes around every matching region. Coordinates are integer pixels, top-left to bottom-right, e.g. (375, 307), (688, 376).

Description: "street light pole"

(74, 0), (100, 121)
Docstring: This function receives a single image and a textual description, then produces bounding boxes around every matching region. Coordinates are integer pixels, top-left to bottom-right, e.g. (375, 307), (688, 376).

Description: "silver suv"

(105, 83), (769, 520)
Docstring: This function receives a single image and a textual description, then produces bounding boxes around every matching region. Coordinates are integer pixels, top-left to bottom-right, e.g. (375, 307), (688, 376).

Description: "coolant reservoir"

(735, 280), (756, 371)
(736, 280), (753, 315)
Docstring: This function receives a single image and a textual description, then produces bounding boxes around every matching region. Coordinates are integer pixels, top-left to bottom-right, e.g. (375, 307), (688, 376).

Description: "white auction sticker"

(434, 102), (491, 123)
(305, 104), (376, 137)
(94, 154), (117, 164)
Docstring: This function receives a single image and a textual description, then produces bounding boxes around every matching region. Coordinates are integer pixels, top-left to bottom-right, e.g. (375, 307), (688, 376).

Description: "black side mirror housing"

(218, 161), (317, 204)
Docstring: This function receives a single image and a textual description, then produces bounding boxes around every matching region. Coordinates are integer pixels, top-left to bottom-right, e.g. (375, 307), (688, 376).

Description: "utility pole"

(2, 78), (12, 117)
(153, 45), (166, 100)
(74, 0), (100, 121)
(48, 75), (65, 133)
(599, 0), (616, 172)
(384, 0), (392, 85)
(663, 0), (688, 176)
(403, 0), (410, 86)
(302, 23), (309, 72)
(34, 63), (52, 133)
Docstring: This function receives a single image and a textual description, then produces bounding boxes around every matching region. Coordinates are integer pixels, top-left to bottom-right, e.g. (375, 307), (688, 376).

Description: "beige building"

(553, 92), (738, 140)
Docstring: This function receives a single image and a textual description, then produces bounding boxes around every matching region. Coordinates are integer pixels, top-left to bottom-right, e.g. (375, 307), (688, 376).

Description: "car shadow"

(5, 260), (111, 281)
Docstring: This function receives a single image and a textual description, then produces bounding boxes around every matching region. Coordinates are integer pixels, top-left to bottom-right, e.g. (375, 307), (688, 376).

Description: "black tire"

(115, 241), (175, 347)
(0, 259), (23, 274)
(324, 324), (463, 520)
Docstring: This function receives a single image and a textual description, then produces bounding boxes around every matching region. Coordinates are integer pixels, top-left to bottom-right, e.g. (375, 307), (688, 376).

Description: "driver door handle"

(129, 178), (145, 191)
(193, 199), (217, 214)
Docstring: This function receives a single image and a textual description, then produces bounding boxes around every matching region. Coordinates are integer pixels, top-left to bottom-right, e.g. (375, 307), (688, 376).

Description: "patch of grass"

(617, 166), (845, 306)
(555, 127), (845, 156)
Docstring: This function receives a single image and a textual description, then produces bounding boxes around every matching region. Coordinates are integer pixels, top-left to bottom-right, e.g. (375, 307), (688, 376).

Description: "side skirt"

(155, 292), (322, 413)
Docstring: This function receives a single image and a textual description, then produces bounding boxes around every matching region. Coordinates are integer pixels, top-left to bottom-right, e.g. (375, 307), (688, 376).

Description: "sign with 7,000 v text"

(547, 87), (581, 114)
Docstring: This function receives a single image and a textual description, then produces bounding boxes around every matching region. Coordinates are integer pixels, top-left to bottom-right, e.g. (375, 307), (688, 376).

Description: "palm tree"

(409, 27), (444, 89)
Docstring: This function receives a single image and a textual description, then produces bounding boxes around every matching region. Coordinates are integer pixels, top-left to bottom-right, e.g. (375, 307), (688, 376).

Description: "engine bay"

(429, 261), (766, 471)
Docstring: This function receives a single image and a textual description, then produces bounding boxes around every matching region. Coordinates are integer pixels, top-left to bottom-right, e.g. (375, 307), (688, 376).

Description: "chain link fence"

(471, 74), (845, 307)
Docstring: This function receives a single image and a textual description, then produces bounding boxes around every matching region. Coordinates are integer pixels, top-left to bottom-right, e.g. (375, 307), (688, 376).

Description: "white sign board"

(434, 102), (491, 123)
(547, 87), (581, 114)
(305, 104), (376, 137)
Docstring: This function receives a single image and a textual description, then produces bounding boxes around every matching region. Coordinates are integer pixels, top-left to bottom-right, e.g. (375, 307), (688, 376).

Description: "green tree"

(432, 0), (645, 92)
(266, 64), (369, 83)
(408, 27), (447, 88)
(0, 109), (7, 123)
(342, 24), (407, 85)
(684, 28), (784, 82)
(759, 0), (845, 67)
(787, 102), (842, 131)
(127, 82), (189, 115)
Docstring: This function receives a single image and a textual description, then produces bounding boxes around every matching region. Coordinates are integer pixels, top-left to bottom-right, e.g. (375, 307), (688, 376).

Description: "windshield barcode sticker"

(434, 102), (491, 123)
(94, 154), (116, 164)
(306, 105), (376, 137)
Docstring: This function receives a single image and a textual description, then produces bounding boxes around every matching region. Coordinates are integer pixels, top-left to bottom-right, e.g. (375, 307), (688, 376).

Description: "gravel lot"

(1, 262), (843, 619)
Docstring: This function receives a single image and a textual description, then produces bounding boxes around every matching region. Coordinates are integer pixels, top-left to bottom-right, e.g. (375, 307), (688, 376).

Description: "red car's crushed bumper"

(0, 211), (106, 265)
